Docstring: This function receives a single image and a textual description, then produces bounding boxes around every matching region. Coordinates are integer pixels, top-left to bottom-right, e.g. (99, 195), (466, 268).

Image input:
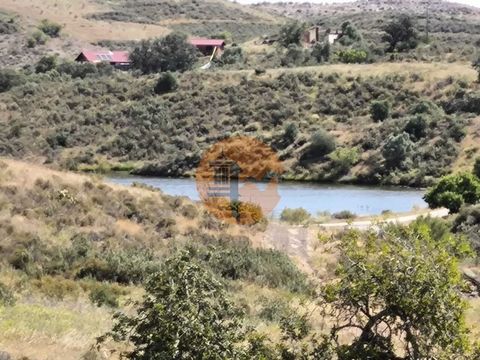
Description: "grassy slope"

(0, 158), (314, 359)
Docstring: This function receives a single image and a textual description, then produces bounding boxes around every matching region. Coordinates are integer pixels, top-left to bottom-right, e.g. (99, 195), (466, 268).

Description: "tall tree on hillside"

(383, 14), (419, 52)
(279, 21), (307, 47)
(130, 33), (198, 74)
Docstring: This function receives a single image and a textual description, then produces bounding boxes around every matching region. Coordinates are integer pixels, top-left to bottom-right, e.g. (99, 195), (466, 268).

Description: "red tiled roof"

(77, 51), (130, 63)
(189, 38), (225, 47)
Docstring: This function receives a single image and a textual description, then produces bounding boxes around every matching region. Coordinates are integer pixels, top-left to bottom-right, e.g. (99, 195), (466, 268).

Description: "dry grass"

(453, 116), (480, 172)
(233, 61), (477, 84)
(0, 0), (170, 42)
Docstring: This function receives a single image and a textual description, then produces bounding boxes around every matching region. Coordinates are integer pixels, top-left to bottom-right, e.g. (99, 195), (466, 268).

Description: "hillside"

(0, 0), (282, 67)
(0, 158), (312, 359)
(0, 61), (478, 186)
(253, 0), (480, 62)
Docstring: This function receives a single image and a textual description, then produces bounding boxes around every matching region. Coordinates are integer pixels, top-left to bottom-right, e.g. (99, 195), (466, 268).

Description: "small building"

(189, 38), (226, 56)
(75, 50), (131, 68)
(302, 27), (343, 46)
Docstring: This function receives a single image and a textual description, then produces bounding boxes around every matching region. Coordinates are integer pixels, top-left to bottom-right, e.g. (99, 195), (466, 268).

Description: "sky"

(235, 0), (480, 8)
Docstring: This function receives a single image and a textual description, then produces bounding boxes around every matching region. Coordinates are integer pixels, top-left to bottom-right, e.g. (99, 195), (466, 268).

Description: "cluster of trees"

(276, 14), (419, 67)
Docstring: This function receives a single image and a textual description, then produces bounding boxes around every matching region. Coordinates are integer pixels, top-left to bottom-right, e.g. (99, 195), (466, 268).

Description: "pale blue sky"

(235, 0), (480, 8)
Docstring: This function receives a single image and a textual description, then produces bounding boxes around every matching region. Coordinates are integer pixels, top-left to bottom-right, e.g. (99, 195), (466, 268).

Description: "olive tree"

(321, 223), (471, 359)
(102, 252), (249, 359)
(278, 21), (306, 47)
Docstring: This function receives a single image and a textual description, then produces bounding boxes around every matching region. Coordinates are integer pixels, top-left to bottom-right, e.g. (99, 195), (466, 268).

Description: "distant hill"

(0, 0), (282, 67)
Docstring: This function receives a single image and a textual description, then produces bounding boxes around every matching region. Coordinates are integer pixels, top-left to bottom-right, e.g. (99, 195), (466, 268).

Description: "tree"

(283, 122), (298, 145)
(130, 33), (198, 74)
(404, 114), (428, 140)
(381, 132), (413, 168)
(370, 100), (390, 121)
(383, 14), (419, 52)
(321, 224), (471, 359)
(154, 72), (178, 95)
(35, 55), (57, 73)
(279, 21), (306, 47)
(424, 172), (480, 212)
(102, 252), (248, 359)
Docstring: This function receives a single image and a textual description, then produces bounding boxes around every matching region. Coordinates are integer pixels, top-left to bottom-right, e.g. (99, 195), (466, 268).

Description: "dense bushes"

(0, 69), (471, 186)
(336, 49), (367, 63)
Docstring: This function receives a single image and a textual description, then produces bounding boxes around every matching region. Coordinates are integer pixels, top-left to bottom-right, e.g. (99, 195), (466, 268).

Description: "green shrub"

(282, 123), (298, 145)
(337, 49), (368, 64)
(328, 147), (360, 175)
(57, 62), (98, 79)
(35, 55), (57, 73)
(424, 173), (480, 213)
(26, 30), (47, 48)
(220, 46), (243, 65)
(280, 208), (311, 224)
(404, 115), (428, 140)
(311, 42), (330, 62)
(370, 100), (390, 122)
(304, 130), (336, 159)
(332, 210), (357, 220)
(89, 284), (120, 308)
(154, 72), (178, 95)
(38, 19), (62, 37)
(382, 132), (413, 169)
(258, 297), (291, 322)
(0, 69), (25, 93)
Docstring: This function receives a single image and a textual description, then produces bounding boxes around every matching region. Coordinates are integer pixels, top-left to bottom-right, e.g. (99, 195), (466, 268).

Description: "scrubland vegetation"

(0, 159), (479, 359)
(0, 58), (478, 186)
(1, 0), (480, 358)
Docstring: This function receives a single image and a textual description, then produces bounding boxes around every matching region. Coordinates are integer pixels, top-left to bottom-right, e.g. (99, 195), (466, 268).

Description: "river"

(107, 175), (427, 218)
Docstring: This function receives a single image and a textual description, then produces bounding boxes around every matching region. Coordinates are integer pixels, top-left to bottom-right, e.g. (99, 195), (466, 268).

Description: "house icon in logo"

(207, 151), (240, 202)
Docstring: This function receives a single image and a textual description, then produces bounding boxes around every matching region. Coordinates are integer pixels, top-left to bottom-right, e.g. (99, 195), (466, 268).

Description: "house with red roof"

(189, 38), (225, 56)
(75, 50), (131, 68)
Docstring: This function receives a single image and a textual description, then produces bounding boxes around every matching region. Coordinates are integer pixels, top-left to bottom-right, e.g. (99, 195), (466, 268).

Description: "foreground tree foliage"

(130, 33), (198, 74)
(101, 252), (248, 359)
(321, 223), (472, 359)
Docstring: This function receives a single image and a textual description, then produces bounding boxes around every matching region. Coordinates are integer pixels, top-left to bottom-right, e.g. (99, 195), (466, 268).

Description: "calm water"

(107, 175), (427, 218)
